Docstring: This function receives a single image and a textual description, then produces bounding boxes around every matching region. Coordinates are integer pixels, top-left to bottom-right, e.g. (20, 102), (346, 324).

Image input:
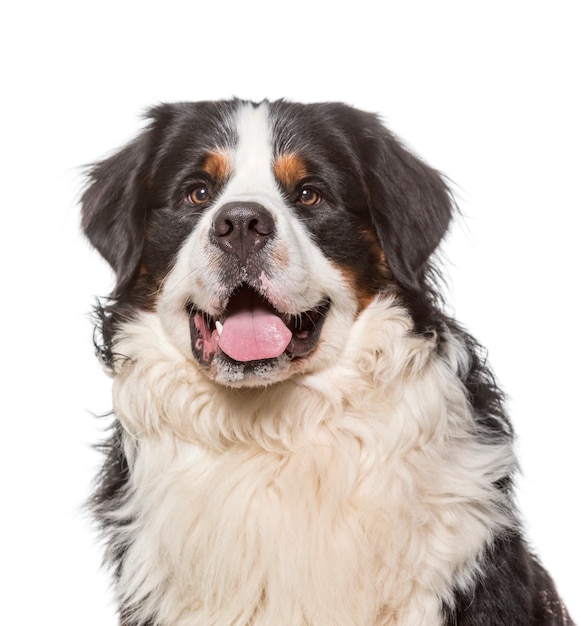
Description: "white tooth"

(215, 320), (223, 336)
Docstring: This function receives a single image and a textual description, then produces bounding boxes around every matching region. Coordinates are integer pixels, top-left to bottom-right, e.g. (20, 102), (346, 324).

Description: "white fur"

(109, 297), (516, 625)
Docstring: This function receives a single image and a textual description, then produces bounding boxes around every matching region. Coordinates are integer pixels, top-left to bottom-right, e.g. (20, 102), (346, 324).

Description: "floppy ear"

(364, 124), (454, 293)
(81, 131), (152, 297)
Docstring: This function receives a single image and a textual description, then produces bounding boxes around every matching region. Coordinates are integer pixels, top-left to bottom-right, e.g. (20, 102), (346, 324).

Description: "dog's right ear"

(81, 130), (152, 297)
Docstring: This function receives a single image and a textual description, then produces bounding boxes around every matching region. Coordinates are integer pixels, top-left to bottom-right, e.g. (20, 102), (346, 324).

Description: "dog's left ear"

(363, 122), (454, 293)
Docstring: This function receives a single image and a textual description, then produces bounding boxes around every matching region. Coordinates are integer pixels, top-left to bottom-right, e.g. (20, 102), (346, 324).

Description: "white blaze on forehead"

(222, 102), (279, 202)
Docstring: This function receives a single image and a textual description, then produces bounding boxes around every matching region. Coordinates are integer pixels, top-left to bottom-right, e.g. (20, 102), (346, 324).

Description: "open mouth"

(188, 285), (331, 370)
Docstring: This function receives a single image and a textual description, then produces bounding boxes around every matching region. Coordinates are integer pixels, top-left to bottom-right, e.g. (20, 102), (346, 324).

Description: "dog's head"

(82, 99), (453, 387)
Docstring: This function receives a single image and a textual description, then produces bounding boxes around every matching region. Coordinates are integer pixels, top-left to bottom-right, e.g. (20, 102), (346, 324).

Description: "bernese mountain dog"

(82, 99), (573, 625)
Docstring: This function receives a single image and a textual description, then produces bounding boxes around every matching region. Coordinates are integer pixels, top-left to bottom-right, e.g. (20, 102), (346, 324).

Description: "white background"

(2, 1), (579, 623)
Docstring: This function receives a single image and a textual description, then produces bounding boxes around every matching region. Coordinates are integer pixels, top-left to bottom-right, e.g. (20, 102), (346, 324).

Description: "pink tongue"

(219, 305), (292, 362)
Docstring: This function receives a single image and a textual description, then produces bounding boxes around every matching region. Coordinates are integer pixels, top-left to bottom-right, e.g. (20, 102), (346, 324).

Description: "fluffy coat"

(82, 99), (573, 625)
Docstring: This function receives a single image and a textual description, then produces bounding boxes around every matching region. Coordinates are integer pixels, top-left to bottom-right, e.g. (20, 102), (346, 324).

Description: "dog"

(82, 99), (573, 625)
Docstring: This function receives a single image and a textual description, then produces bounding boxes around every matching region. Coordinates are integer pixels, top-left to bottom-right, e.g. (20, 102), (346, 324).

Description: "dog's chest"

(122, 436), (454, 625)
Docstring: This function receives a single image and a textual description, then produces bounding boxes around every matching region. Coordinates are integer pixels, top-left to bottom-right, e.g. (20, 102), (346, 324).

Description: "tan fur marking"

(334, 230), (394, 315)
(273, 153), (308, 190)
(361, 229), (392, 283)
(332, 263), (375, 313)
(270, 242), (289, 268)
(203, 150), (232, 184)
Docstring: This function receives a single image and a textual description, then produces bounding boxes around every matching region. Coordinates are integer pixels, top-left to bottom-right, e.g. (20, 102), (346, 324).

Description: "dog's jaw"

(157, 252), (355, 387)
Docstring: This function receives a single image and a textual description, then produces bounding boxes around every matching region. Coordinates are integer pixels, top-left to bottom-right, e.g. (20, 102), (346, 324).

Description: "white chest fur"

(110, 301), (515, 625)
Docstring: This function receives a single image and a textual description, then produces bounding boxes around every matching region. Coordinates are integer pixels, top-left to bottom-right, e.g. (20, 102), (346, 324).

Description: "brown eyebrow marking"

(273, 152), (308, 190)
(203, 150), (232, 183)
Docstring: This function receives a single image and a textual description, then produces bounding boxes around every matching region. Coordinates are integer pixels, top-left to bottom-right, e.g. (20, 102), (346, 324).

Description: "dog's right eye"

(298, 187), (322, 207)
(187, 184), (211, 205)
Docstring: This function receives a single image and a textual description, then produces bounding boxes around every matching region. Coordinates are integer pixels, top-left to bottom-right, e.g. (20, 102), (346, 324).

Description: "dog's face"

(82, 100), (452, 387)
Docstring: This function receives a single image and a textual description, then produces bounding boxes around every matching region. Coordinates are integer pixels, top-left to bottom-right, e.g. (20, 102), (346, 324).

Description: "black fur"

(444, 533), (572, 625)
(91, 421), (131, 580)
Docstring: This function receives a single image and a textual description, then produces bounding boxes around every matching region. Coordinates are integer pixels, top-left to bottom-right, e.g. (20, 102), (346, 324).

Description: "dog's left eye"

(297, 187), (322, 207)
(187, 184), (211, 205)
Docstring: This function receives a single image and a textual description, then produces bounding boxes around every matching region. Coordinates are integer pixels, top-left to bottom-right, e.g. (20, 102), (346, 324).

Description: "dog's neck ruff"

(109, 297), (515, 625)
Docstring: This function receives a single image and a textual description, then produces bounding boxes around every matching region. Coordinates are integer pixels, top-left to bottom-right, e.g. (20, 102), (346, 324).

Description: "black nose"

(212, 201), (276, 262)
